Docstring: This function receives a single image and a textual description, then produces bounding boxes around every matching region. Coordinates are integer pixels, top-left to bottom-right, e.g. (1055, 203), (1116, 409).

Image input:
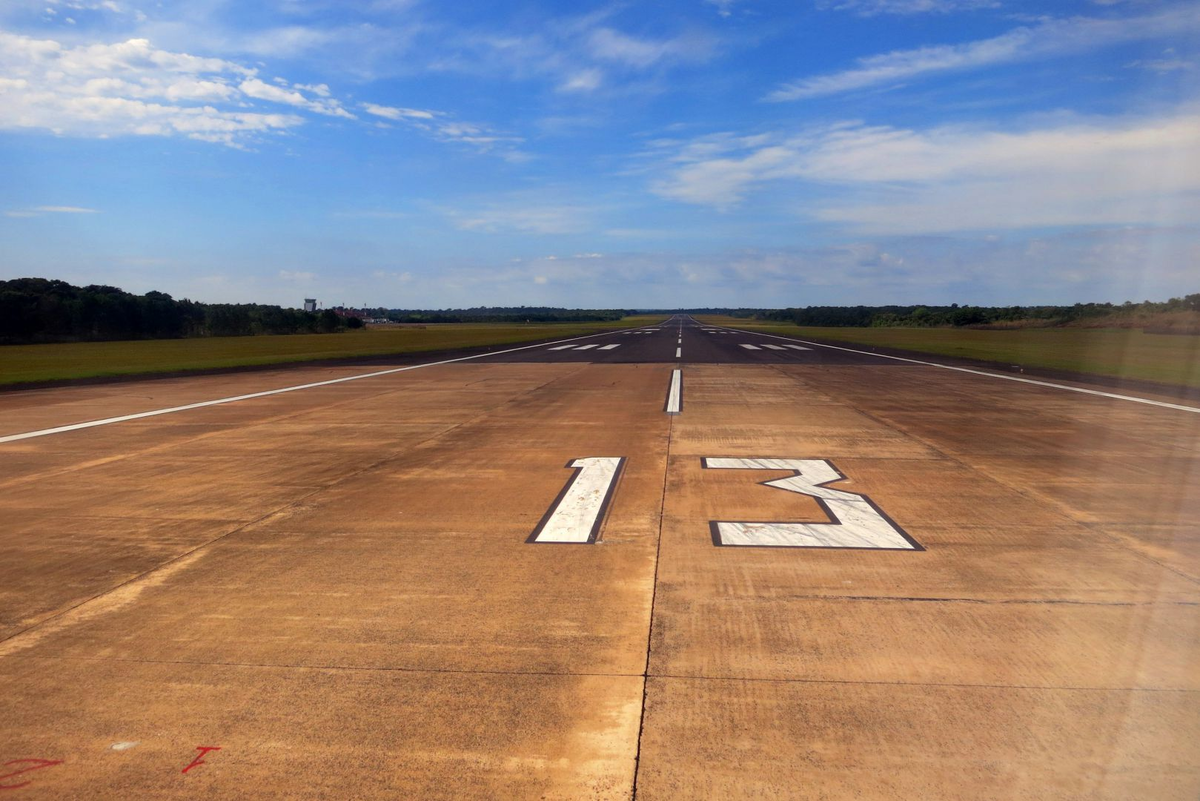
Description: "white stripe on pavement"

(675, 347), (682, 359)
(706, 322), (1200, 414)
(598, 344), (620, 350)
(740, 344), (761, 350)
(573, 344), (599, 350)
(761, 344), (786, 351)
(666, 368), (682, 414)
(0, 326), (648, 444)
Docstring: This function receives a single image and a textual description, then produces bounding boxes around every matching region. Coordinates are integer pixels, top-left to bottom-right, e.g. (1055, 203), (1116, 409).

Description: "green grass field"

(698, 316), (1200, 389)
(0, 316), (667, 386)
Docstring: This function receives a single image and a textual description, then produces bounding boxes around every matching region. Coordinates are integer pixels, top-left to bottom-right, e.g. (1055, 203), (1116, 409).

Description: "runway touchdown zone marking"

(528, 457), (625, 544)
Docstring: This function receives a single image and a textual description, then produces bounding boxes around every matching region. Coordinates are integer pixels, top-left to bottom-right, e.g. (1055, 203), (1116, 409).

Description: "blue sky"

(1, 0), (1197, 308)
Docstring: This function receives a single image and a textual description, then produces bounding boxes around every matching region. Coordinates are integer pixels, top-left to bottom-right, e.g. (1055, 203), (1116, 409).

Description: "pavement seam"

(630, 400), (674, 801)
(3, 652), (1192, 695)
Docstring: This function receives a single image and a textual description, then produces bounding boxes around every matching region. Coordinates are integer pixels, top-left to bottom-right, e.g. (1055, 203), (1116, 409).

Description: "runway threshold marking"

(665, 369), (682, 414)
(0, 325), (650, 444)
(703, 458), (921, 550)
(703, 321), (1200, 414)
(529, 457), (625, 544)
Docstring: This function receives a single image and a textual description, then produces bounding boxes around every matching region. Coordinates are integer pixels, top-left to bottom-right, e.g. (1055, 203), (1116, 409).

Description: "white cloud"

(362, 102), (524, 157)
(767, 5), (1200, 101)
(361, 102), (436, 120)
(239, 77), (355, 118)
(586, 28), (713, 69)
(0, 31), (348, 146)
(650, 112), (1200, 233)
(4, 204), (99, 217)
(705, 0), (738, 18)
(817, 0), (999, 15)
(559, 68), (603, 93)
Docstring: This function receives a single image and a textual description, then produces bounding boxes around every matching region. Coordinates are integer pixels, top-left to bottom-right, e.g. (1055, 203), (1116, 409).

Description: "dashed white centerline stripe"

(761, 344), (786, 351)
(598, 344), (620, 351)
(675, 347), (682, 359)
(666, 368), (682, 414)
(0, 324), (648, 444)
(740, 344), (761, 351)
(783, 344), (810, 351)
(573, 344), (599, 350)
(549, 344), (577, 350)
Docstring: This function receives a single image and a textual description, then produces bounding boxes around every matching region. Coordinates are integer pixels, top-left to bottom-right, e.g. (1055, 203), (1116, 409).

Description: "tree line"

(0, 278), (362, 344)
(737, 295), (1200, 329)
(372, 306), (629, 324)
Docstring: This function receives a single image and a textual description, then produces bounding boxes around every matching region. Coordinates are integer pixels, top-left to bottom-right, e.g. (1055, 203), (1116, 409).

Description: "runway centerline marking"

(529, 457), (625, 544)
(598, 344), (620, 351)
(573, 344), (599, 351)
(703, 458), (921, 550)
(665, 369), (682, 414)
(782, 344), (810, 351)
(740, 344), (761, 351)
(0, 324), (650, 444)
(761, 344), (786, 351)
(675, 347), (682, 359)
(702, 320), (1200, 414)
(548, 344), (577, 350)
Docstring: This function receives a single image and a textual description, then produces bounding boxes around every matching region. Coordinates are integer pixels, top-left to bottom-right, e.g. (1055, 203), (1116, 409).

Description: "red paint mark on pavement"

(181, 746), (221, 775)
(0, 759), (64, 791)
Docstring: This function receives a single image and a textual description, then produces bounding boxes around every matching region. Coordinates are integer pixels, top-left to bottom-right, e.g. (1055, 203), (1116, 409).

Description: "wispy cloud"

(816, 0), (999, 15)
(446, 199), (594, 235)
(767, 5), (1200, 101)
(4, 204), (100, 217)
(361, 102), (525, 158)
(650, 111), (1200, 233)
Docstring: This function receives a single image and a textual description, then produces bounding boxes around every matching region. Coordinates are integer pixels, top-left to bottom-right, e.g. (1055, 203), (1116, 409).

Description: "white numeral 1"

(529, 457), (625, 544)
(703, 458), (921, 550)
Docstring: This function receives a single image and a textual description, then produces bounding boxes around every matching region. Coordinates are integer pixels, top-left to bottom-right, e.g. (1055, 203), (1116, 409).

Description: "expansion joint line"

(631, 409), (673, 800)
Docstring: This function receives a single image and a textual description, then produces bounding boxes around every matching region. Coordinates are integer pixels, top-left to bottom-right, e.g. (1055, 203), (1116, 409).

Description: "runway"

(1, 315), (1198, 798)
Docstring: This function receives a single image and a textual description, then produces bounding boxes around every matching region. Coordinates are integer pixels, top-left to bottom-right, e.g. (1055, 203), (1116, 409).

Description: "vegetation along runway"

(1, 315), (1198, 798)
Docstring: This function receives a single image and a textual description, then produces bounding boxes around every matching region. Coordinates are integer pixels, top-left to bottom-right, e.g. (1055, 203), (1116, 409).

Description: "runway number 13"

(530, 456), (920, 550)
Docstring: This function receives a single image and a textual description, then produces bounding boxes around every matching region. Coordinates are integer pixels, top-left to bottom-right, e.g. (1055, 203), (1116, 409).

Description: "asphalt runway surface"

(1, 315), (1198, 798)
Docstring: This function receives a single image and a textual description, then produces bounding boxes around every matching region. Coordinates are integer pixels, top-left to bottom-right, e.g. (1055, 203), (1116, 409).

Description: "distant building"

(303, 298), (317, 312)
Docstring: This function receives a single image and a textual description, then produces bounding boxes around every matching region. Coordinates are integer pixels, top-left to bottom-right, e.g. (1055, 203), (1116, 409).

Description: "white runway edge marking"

(740, 344), (761, 351)
(675, 347), (682, 359)
(665, 368), (682, 414)
(0, 327), (646, 445)
(708, 324), (1200, 414)
(704, 458), (919, 549)
(529, 457), (624, 544)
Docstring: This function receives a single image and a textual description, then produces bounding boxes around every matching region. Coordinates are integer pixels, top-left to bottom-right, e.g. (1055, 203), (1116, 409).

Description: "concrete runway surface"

(1, 315), (1198, 798)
